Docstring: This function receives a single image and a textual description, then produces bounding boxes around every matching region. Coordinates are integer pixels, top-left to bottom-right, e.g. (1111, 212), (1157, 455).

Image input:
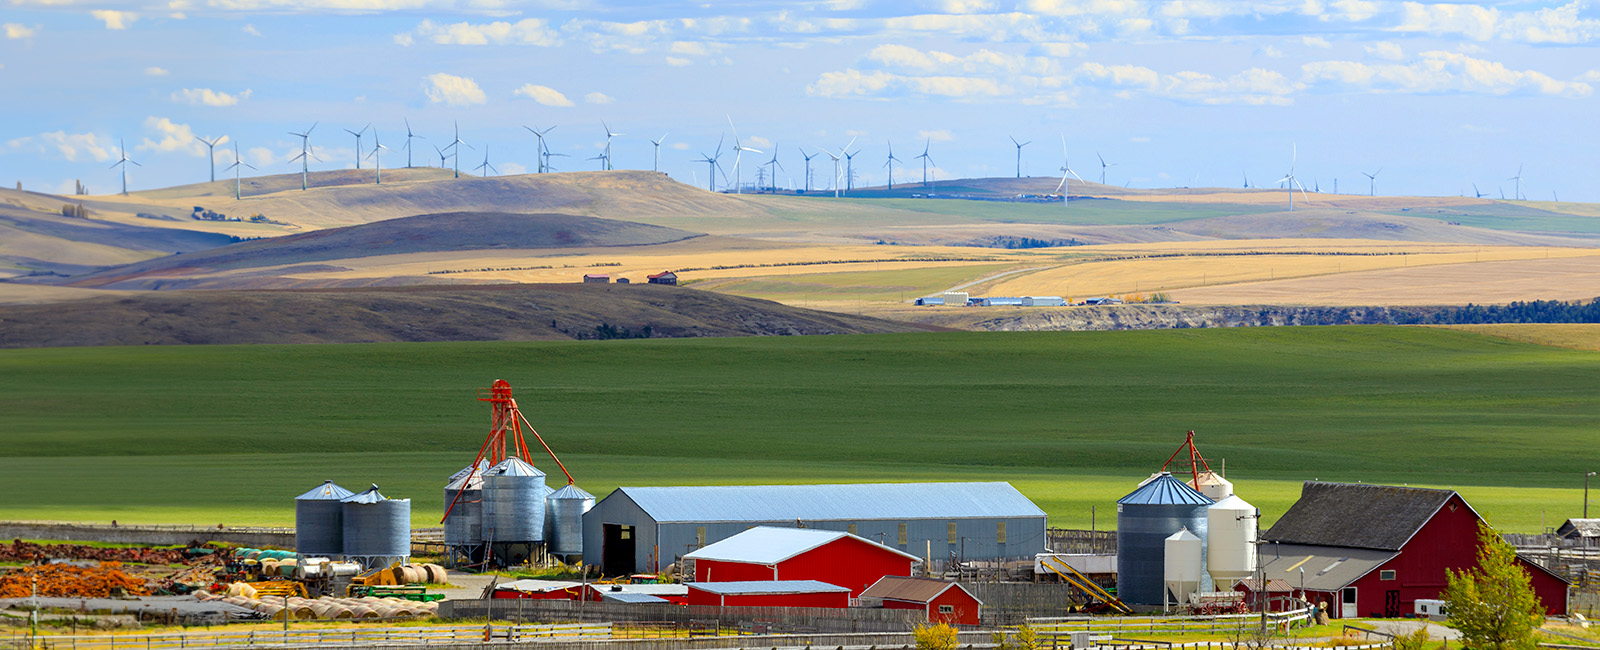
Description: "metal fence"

(5, 623), (611, 650)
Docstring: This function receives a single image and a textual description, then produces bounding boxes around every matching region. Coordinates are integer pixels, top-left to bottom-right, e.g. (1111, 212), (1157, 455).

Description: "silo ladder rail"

(1041, 555), (1132, 614)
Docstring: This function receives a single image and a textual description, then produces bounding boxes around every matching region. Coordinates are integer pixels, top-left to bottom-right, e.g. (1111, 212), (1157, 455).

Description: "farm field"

(1170, 255), (1600, 306)
(4, 325), (1595, 532)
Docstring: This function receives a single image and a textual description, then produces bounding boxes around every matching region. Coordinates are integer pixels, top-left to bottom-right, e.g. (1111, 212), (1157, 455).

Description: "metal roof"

(549, 484), (595, 500)
(599, 592), (668, 603)
(1264, 482), (1456, 551)
(1118, 473), (1214, 506)
(588, 583), (688, 596)
(859, 576), (979, 604)
(686, 580), (850, 595)
(447, 461), (492, 489)
(1254, 543), (1397, 592)
(1557, 519), (1600, 538)
(296, 480), (355, 501)
(487, 457), (545, 478)
(683, 526), (923, 564)
(497, 579), (582, 593)
(607, 482), (1046, 523)
(341, 484), (388, 504)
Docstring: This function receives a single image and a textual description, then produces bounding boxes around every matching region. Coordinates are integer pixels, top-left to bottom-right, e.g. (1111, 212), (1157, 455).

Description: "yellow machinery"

(1040, 555), (1133, 614)
(248, 580), (308, 599)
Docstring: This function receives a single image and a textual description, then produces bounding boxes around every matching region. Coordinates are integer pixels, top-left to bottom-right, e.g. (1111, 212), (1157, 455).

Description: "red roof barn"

(860, 576), (982, 626)
(1259, 482), (1569, 619)
(683, 526), (922, 597)
(647, 271), (677, 285)
(685, 580), (851, 608)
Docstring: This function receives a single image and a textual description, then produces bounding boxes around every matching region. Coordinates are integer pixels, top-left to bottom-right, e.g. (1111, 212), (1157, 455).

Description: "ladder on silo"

(1041, 555), (1133, 614)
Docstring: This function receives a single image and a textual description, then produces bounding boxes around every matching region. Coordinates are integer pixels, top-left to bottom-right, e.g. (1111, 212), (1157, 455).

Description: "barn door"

(1385, 590), (1400, 618)
(1340, 587), (1357, 618)
(602, 524), (635, 577)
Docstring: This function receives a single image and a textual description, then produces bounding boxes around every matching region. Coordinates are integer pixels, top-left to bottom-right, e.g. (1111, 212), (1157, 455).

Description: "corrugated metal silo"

(481, 458), (546, 543)
(341, 484), (411, 565)
(545, 484), (595, 558)
(295, 480), (354, 557)
(443, 460), (490, 547)
(1116, 472), (1213, 606)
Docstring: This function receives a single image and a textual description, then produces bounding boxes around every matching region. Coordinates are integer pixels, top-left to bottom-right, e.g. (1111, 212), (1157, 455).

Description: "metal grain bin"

(1116, 472), (1213, 606)
(341, 484), (411, 564)
(443, 461), (490, 547)
(295, 480), (354, 557)
(481, 458), (546, 543)
(545, 484), (595, 558)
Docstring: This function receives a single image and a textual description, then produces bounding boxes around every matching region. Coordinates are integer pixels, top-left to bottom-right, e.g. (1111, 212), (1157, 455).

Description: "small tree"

(1444, 521), (1544, 650)
(992, 624), (1039, 650)
(915, 623), (959, 650)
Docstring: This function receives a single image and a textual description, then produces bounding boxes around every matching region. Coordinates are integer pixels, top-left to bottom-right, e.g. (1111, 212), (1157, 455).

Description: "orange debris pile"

(0, 562), (149, 598)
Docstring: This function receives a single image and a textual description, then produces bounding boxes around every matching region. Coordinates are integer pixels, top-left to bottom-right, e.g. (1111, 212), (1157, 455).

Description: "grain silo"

(1163, 528), (1202, 610)
(482, 458), (545, 565)
(1117, 472), (1213, 606)
(443, 460), (490, 549)
(340, 484), (411, 567)
(545, 484), (595, 559)
(1206, 493), (1257, 587)
(295, 480), (354, 558)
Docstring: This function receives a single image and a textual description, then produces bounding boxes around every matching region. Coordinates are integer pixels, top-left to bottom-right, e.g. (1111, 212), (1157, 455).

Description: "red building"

(683, 526), (922, 597)
(1259, 482), (1569, 619)
(582, 583), (689, 605)
(490, 579), (583, 600)
(860, 576), (983, 626)
(685, 580), (851, 608)
(647, 271), (677, 285)
(1232, 578), (1301, 612)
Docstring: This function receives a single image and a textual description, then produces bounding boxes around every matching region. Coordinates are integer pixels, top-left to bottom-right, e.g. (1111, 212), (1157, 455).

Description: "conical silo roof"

(549, 484), (594, 500)
(446, 461), (491, 491)
(1118, 472), (1213, 506)
(448, 460), (492, 482)
(296, 480), (355, 501)
(487, 457), (545, 478)
(342, 484), (388, 504)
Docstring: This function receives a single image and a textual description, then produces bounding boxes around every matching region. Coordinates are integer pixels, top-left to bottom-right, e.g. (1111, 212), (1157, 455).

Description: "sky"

(1, 0), (1598, 201)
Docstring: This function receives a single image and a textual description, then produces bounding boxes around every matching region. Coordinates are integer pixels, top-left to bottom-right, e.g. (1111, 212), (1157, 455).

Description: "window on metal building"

(696, 526), (706, 546)
(948, 522), (958, 544)
(997, 521), (1007, 544)
(898, 523), (908, 545)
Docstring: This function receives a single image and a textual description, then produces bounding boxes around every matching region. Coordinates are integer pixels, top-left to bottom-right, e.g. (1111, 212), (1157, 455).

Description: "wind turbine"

(1472, 183), (1487, 199)
(799, 148), (818, 192)
(826, 137), (855, 198)
(402, 118), (424, 169)
(693, 136), (725, 192)
(445, 121), (471, 179)
(589, 152), (608, 170)
(883, 140), (900, 190)
(367, 129), (389, 184)
(727, 117), (760, 194)
(474, 146), (498, 177)
(1508, 165), (1523, 200)
(1243, 170), (1250, 189)
(1096, 152), (1116, 185)
(524, 125), (555, 173)
(287, 122), (318, 191)
(224, 141), (255, 200)
(649, 133), (668, 173)
(110, 139), (140, 196)
(1010, 136), (1030, 178)
(432, 144), (451, 169)
(1055, 134), (1082, 206)
(1273, 144), (1311, 211)
(601, 121), (623, 171)
(916, 139), (935, 188)
(1362, 168), (1382, 196)
(763, 145), (784, 193)
(344, 123), (370, 170)
(843, 147), (861, 193)
(543, 152), (569, 172)
(194, 135), (224, 183)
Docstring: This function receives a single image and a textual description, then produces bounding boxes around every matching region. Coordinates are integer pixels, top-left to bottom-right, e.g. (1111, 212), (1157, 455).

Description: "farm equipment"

(347, 585), (444, 602)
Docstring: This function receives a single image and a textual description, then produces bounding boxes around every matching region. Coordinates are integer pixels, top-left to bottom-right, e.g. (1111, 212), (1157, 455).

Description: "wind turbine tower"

(1362, 168), (1382, 196)
(764, 145), (784, 192)
(916, 139), (935, 188)
(843, 146), (860, 192)
(344, 124), (370, 170)
(474, 146), (498, 177)
(367, 129), (389, 184)
(433, 144), (450, 169)
(601, 121), (623, 171)
(402, 119), (425, 169)
(288, 122), (318, 191)
(1508, 165), (1524, 200)
(883, 140), (900, 190)
(224, 141), (256, 200)
(799, 148), (817, 192)
(445, 121), (471, 179)
(1055, 135), (1082, 206)
(727, 117), (760, 194)
(524, 125), (555, 173)
(1010, 136), (1030, 178)
(1274, 144), (1310, 211)
(650, 133), (668, 173)
(693, 136), (725, 192)
(1096, 152), (1116, 185)
(110, 139), (140, 196)
(194, 135), (224, 183)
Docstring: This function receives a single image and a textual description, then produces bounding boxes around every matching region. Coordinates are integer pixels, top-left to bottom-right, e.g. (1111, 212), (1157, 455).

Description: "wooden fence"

(1027, 607), (1315, 636)
(4, 623), (610, 650)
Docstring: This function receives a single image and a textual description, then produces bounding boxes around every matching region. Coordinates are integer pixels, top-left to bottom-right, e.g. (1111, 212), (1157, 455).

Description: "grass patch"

(821, 197), (1273, 226)
(1, 327), (1596, 532)
(702, 263), (1016, 302)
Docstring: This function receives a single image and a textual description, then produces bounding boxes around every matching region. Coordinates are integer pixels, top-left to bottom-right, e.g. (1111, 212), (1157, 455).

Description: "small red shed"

(581, 583), (689, 605)
(685, 580), (851, 608)
(1231, 578), (1302, 612)
(1261, 482), (1569, 619)
(491, 579), (583, 600)
(860, 576), (982, 626)
(683, 526), (921, 597)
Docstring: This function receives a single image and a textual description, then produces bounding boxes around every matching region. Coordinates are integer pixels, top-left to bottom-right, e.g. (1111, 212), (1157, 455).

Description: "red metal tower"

(1162, 430), (1217, 488)
(441, 380), (575, 523)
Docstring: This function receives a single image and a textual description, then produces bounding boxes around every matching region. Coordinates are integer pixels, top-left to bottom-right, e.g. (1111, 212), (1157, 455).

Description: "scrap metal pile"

(0, 539), (212, 564)
(0, 562), (149, 598)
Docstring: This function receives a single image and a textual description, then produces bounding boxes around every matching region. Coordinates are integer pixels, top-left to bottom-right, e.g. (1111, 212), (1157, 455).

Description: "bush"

(915, 623), (959, 650)
(1392, 626), (1432, 650)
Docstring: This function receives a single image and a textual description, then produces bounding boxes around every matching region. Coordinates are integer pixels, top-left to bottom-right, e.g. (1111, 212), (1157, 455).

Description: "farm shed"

(915, 297), (944, 306)
(582, 482), (1047, 577)
(647, 271), (677, 285)
(1022, 297), (1065, 307)
(1231, 578), (1300, 612)
(582, 582), (689, 605)
(860, 576), (982, 626)
(685, 580), (851, 608)
(491, 579), (583, 600)
(1258, 482), (1569, 618)
(1556, 519), (1600, 544)
(582, 274), (609, 284)
(683, 526), (921, 596)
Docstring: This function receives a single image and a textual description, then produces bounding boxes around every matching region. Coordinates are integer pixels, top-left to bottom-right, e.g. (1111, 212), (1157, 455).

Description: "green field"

(2, 326), (1596, 532)
(697, 264), (1017, 303)
(1393, 203), (1600, 234)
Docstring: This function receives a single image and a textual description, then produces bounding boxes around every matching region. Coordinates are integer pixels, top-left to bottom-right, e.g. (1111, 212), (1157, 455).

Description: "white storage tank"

(1193, 471), (1233, 501)
(1164, 528), (1202, 608)
(1206, 493), (1257, 584)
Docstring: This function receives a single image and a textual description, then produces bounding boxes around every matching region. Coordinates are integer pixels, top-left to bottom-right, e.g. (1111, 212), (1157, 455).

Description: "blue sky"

(2, 0), (1597, 201)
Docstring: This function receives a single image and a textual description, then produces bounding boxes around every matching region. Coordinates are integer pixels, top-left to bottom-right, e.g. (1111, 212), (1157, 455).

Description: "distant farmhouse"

(582, 274), (609, 284)
(648, 271), (678, 286)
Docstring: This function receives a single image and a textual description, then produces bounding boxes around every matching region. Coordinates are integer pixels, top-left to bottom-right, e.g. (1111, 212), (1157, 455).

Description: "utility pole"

(1587, 472), (1595, 518)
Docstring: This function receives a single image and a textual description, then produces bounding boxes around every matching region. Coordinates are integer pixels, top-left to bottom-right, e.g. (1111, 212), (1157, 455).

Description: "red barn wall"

(929, 588), (982, 626)
(694, 537), (915, 597)
(695, 559), (779, 583)
(686, 587), (849, 608)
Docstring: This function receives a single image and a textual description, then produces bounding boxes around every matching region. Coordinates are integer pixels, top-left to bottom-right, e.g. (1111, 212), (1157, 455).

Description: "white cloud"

(584, 91), (612, 104)
(668, 40), (714, 56)
(137, 116), (208, 155)
(1366, 41), (1404, 60)
(4, 23), (37, 39)
(1393, 1), (1600, 44)
(247, 146), (276, 167)
(1323, 0), (1378, 21)
(393, 32), (414, 46)
(500, 162), (527, 175)
(512, 83), (573, 106)
(144, 66), (169, 76)
(422, 73), (486, 106)
(242, 23), (260, 36)
(1302, 50), (1592, 97)
(919, 129), (954, 142)
(1035, 41), (1087, 57)
(1582, 70), (1600, 83)
(8, 131), (115, 162)
(404, 18), (560, 46)
(935, 0), (996, 13)
(746, 136), (772, 148)
(172, 88), (251, 107)
(867, 44), (1056, 75)
(671, 142), (690, 150)
(1301, 35), (1331, 48)
(665, 56), (691, 66)
(90, 10), (135, 29)
(1395, 2), (1498, 40)
(1256, 44), (1283, 58)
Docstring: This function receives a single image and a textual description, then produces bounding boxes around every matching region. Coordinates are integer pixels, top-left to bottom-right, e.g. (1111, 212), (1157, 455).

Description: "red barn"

(683, 526), (921, 597)
(685, 580), (851, 608)
(1259, 482), (1569, 619)
(491, 579), (583, 600)
(860, 576), (983, 626)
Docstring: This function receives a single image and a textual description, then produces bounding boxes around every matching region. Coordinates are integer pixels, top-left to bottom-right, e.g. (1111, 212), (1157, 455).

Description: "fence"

(441, 599), (924, 634)
(967, 583), (1098, 624)
(4, 623), (610, 650)
(1027, 607), (1315, 636)
(0, 522), (294, 549)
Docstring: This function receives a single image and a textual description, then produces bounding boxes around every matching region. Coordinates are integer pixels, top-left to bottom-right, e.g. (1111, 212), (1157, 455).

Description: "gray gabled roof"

(1263, 482), (1457, 551)
(603, 482), (1045, 523)
(1254, 543), (1398, 592)
(1557, 519), (1600, 538)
